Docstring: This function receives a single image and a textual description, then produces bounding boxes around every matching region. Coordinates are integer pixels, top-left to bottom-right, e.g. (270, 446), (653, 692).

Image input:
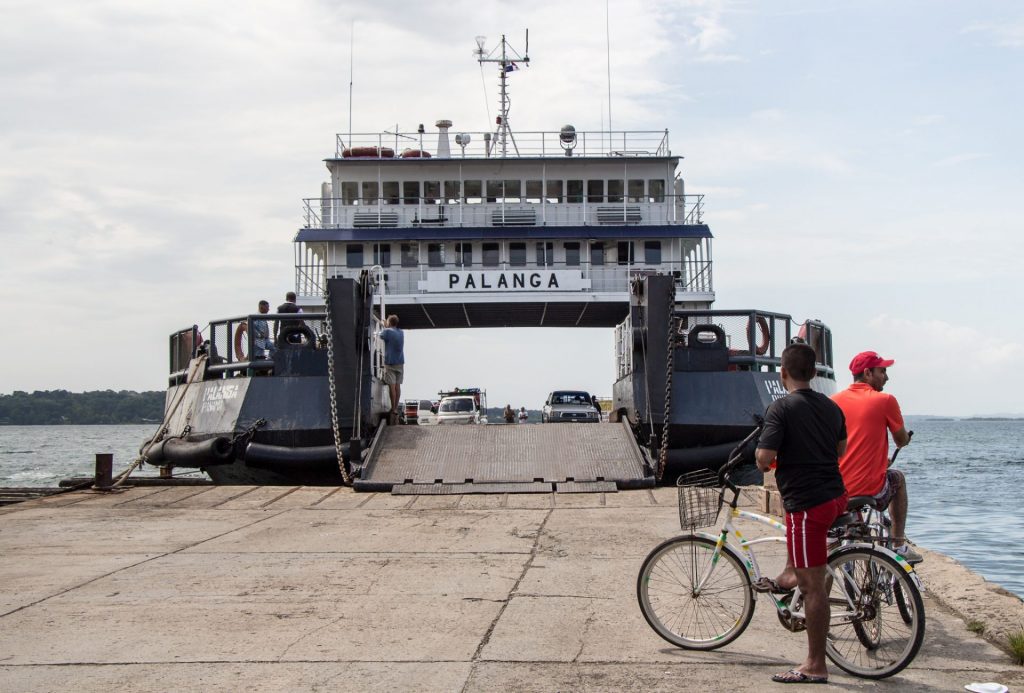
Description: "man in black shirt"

(755, 343), (847, 685)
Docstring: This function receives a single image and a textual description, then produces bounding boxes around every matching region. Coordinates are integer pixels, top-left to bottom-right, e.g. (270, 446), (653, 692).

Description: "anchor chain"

(657, 281), (677, 482)
(324, 283), (353, 485)
(229, 418), (266, 447)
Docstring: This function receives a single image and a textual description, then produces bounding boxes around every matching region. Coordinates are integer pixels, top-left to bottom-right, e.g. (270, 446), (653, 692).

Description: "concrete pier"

(1, 485), (1022, 691)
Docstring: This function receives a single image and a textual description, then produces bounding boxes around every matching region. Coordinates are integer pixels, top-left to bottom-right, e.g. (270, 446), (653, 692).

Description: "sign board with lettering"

(420, 270), (591, 293)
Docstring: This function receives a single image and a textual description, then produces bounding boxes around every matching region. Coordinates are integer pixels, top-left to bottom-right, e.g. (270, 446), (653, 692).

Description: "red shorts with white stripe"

(785, 494), (848, 569)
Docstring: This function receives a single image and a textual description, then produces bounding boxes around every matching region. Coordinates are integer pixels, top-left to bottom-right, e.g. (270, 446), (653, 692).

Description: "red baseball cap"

(849, 351), (895, 375)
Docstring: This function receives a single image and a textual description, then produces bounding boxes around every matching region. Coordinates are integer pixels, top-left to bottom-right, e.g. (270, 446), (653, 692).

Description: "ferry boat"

(146, 34), (835, 488)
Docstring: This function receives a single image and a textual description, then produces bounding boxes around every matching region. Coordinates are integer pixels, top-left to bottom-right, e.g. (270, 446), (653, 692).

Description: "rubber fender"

(243, 442), (349, 471)
(147, 436), (233, 467)
(686, 324), (726, 349)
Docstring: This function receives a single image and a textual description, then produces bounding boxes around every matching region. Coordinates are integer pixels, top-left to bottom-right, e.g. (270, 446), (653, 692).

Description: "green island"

(0, 390), (164, 425)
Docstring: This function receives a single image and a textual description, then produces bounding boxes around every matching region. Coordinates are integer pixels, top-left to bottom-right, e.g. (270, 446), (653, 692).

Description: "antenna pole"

(348, 20), (355, 151)
(475, 32), (530, 158)
(606, 0), (612, 151)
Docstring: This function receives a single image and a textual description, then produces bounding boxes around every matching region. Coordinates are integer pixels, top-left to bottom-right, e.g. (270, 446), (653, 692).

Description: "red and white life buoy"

(234, 323), (248, 360)
(747, 315), (771, 356)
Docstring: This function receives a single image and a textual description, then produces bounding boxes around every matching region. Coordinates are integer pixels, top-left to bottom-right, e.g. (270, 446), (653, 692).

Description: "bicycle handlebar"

(889, 430), (914, 465)
(717, 418), (765, 491)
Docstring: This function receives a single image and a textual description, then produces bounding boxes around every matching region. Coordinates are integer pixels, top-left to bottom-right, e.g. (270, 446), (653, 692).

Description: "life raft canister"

(233, 323), (248, 360)
(746, 315), (771, 356)
(342, 146), (396, 158)
(400, 149), (432, 158)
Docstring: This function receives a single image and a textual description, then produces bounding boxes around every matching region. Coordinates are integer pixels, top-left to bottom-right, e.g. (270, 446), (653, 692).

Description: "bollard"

(93, 453), (113, 489)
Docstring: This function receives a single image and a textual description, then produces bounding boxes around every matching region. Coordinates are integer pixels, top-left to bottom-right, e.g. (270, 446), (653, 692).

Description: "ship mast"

(474, 32), (530, 158)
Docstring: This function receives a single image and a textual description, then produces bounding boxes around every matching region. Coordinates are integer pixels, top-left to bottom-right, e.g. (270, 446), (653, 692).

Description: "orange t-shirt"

(831, 383), (904, 496)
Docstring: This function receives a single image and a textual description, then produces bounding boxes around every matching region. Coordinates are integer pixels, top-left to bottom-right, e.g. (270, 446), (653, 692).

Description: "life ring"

(747, 315), (771, 356)
(342, 146), (395, 158)
(233, 323), (248, 360)
(400, 149), (432, 158)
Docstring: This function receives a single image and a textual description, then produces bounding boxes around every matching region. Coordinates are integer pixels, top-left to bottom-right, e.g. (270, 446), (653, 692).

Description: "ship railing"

(303, 194), (704, 228)
(335, 129), (670, 159)
(291, 260), (714, 300)
(167, 313), (327, 384)
(671, 309), (835, 378)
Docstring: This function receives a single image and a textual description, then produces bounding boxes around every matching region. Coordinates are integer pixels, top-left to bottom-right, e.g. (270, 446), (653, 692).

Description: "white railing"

(335, 129), (670, 159)
(302, 195), (705, 229)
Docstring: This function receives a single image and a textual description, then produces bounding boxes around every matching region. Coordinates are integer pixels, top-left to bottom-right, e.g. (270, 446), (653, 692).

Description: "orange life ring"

(234, 323), (247, 360)
(747, 315), (771, 356)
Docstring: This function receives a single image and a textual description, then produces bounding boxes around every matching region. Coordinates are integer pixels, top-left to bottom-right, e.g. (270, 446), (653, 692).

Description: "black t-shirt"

(757, 388), (847, 512)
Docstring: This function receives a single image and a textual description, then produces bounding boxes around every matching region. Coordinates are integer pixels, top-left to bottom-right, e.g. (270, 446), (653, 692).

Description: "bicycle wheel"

(825, 547), (925, 679)
(637, 535), (754, 650)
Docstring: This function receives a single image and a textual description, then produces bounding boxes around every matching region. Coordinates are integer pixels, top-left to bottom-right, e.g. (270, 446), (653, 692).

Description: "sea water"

(1, 419), (1022, 598)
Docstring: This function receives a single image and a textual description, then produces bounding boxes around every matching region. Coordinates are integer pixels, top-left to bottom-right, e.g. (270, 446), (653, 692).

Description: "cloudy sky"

(1, 0), (1021, 417)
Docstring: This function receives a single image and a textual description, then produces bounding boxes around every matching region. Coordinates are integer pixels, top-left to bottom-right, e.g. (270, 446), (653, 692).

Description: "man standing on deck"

(275, 291), (303, 343)
(755, 343), (848, 685)
(832, 351), (920, 562)
(253, 300), (276, 358)
(379, 315), (405, 425)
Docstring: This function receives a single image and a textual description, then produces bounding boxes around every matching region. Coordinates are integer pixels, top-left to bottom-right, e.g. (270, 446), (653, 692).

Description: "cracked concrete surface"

(0, 485), (1021, 691)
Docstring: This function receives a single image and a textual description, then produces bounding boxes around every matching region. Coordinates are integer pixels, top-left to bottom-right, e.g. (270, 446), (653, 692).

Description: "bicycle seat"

(846, 495), (881, 511)
(830, 511), (860, 530)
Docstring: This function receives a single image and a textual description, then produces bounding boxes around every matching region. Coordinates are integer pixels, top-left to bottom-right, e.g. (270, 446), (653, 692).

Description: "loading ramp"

(354, 421), (653, 494)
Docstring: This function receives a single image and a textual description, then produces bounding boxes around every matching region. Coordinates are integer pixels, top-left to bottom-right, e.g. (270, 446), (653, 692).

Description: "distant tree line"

(0, 390), (164, 425)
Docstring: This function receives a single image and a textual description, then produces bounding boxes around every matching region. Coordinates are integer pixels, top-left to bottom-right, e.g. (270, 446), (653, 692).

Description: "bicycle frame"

(688, 503), (923, 625)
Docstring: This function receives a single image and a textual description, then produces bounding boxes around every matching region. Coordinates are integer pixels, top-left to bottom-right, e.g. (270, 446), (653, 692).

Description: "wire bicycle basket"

(676, 469), (724, 530)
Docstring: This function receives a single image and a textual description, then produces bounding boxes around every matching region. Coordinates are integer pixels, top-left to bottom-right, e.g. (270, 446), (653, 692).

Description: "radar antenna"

(474, 31), (529, 158)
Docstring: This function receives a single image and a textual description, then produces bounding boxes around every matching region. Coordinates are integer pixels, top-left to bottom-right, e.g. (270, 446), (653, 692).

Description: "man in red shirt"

(832, 351), (920, 562)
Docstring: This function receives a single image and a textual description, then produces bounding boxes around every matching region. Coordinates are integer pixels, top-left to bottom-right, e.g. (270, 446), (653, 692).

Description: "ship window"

(644, 241), (662, 265)
(464, 179), (482, 203)
(525, 180), (543, 203)
(428, 243), (445, 267)
(537, 242), (554, 266)
(403, 181), (419, 205)
(504, 180), (522, 202)
(373, 243), (391, 267)
(509, 242), (527, 267)
(486, 180), (503, 202)
(587, 180), (605, 204)
(362, 181), (379, 204)
(567, 179), (584, 203)
(482, 242), (499, 267)
(444, 180), (461, 204)
(608, 179), (624, 203)
(546, 179), (563, 203)
(617, 241), (634, 266)
(346, 244), (364, 268)
(341, 181), (359, 205)
(383, 181), (400, 204)
(564, 242), (581, 266)
(423, 180), (440, 204)
(401, 242), (419, 267)
(628, 179), (645, 203)
(590, 241), (605, 266)
(649, 179), (665, 203)
(455, 242), (472, 267)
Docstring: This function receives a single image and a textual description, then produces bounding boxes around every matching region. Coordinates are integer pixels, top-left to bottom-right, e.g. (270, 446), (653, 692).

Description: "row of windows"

(337, 179), (667, 205)
(344, 241), (664, 268)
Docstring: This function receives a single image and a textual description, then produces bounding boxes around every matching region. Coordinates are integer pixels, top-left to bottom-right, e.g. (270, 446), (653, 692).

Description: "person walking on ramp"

(755, 343), (848, 685)
(379, 315), (405, 425)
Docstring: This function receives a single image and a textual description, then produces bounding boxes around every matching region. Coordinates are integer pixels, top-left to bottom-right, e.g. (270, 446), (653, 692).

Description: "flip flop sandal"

(771, 669), (828, 684)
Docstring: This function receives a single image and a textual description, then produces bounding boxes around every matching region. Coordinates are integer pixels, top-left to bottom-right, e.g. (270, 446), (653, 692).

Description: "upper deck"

(301, 127), (704, 235)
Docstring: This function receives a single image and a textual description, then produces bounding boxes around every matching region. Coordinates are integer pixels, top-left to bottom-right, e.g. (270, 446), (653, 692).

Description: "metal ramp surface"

(354, 422), (653, 493)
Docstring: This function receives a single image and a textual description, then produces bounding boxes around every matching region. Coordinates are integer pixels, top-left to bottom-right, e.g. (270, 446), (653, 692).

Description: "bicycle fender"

(832, 542), (924, 590)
